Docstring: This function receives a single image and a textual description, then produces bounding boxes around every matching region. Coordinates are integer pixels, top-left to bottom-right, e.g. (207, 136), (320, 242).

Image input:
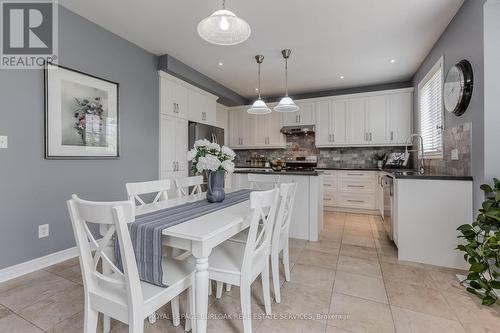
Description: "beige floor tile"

(0, 305), (10, 320)
(339, 244), (378, 260)
(329, 293), (395, 333)
(51, 264), (83, 284)
(49, 311), (124, 333)
(288, 246), (304, 263)
(44, 257), (80, 274)
(341, 234), (376, 248)
(257, 318), (326, 333)
(296, 249), (338, 269)
(380, 261), (436, 288)
(320, 231), (343, 242)
(325, 326), (353, 333)
(289, 238), (308, 249)
(0, 270), (78, 312)
(342, 229), (373, 240)
(427, 268), (466, 293)
(323, 224), (345, 233)
(333, 271), (388, 304)
(0, 313), (44, 333)
(272, 282), (332, 321)
(391, 306), (466, 333)
(305, 239), (341, 254)
(18, 285), (84, 331)
(337, 255), (382, 278)
(384, 279), (456, 320)
(290, 263), (336, 290)
(344, 214), (370, 223)
(441, 290), (500, 333)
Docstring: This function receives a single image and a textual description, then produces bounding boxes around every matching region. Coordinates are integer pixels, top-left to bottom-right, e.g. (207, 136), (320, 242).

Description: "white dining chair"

(247, 174), (280, 190)
(200, 188), (280, 333)
(175, 176), (203, 198)
(216, 183), (298, 303)
(126, 180), (170, 205)
(67, 195), (195, 333)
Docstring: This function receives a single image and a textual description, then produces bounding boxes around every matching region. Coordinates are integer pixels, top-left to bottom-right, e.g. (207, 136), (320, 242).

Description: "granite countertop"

(234, 168), (320, 176)
(316, 166), (382, 171)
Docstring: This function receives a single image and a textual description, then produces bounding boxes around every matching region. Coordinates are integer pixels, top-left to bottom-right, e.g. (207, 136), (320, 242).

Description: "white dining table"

(135, 191), (252, 333)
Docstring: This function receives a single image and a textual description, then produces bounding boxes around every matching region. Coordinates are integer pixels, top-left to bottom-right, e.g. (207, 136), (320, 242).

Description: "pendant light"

(274, 49), (300, 112)
(197, 0), (251, 46)
(247, 55), (271, 114)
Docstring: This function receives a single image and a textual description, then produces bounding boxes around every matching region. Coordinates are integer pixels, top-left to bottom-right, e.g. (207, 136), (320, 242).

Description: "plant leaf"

(482, 295), (497, 306)
(481, 184), (494, 193)
(470, 262), (486, 273)
(490, 281), (500, 289)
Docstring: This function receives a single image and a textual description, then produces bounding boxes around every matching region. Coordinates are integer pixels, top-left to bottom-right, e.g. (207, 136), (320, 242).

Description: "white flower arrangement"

(188, 140), (236, 174)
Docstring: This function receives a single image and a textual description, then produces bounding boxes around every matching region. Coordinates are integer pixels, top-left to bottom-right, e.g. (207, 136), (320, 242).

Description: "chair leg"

(283, 244), (291, 282)
(129, 315), (144, 333)
(83, 302), (98, 333)
(185, 286), (195, 332)
(215, 281), (223, 299)
(226, 284), (232, 292)
(102, 314), (111, 333)
(240, 283), (252, 333)
(261, 262), (272, 315)
(271, 252), (281, 303)
(171, 296), (180, 327)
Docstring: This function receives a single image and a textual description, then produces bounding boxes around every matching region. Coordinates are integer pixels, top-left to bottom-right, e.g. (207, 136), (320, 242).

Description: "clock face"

(444, 65), (464, 113)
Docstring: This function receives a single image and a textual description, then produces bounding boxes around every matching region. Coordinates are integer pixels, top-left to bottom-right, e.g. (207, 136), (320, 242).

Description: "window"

(418, 57), (444, 158)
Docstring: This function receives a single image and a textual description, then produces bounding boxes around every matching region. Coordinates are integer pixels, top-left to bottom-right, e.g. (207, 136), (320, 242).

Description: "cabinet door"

(388, 92), (412, 144)
(172, 81), (188, 119)
(348, 98), (367, 144)
(250, 114), (267, 147)
(160, 115), (176, 173)
(366, 95), (388, 144)
(267, 111), (285, 147)
(283, 111), (300, 126)
(331, 99), (348, 144)
(160, 77), (175, 117)
(229, 109), (241, 148)
(175, 118), (188, 172)
(239, 110), (251, 147)
(204, 97), (217, 126)
(297, 102), (315, 125)
(315, 101), (332, 146)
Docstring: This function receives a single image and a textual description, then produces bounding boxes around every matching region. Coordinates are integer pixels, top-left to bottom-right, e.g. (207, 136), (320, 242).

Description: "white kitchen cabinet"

(188, 89), (217, 126)
(323, 170), (378, 211)
(366, 95), (388, 143)
(159, 114), (188, 197)
(348, 98), (368, 144)
(387, 92), (413, 144)
(283, 101), (315, 126)
(229, 107), (250, 148)
(159, 75), (188, 119)
(315, 99), (348, 147)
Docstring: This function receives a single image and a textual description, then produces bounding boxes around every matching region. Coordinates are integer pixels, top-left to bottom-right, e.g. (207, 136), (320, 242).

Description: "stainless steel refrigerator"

(188, 121), (224, 177)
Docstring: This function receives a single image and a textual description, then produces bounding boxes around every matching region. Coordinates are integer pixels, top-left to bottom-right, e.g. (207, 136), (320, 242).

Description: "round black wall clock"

(443, 59), (473, 116)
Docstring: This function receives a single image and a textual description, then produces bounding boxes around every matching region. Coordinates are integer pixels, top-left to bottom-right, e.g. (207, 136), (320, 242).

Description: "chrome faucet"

(405, 134), (425, 174)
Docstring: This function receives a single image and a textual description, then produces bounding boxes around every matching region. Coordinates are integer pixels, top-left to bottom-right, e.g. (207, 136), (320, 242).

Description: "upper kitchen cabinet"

(315, 99), (348, 147)
(283, 101), (316, 126)
(347, 97), (368, 144)
(228, 106), (286, 149)
(158, 71), (218, 126)
(387, 91), (413, 144)
(366, 95), (388, 143)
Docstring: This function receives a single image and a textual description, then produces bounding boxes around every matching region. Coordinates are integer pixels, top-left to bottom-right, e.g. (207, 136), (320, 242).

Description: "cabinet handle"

(332, 133), (335, 142)
(390, 131), (394, 141)
(348, 200), (365, 203)
(347, 173), (364, 176)
(324, 198), (332, 201)
(364, 133), (367, 141)
(324, 184), (332, 187)
(370, 132), (372, 141)
(173, 103), (176, 113)
(347, 185), (365, 188)
(299, 115), (301, 123)
(172, 161), (176, 171)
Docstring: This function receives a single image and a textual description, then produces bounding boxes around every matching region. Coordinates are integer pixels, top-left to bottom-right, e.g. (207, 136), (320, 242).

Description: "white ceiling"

(60, 0), (464, 98)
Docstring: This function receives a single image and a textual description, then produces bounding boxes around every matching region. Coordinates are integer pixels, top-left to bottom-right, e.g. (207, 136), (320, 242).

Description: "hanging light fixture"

(274, 49), (300, 113)
(247, 55), (271, 114)
(197, 0), (251, 46)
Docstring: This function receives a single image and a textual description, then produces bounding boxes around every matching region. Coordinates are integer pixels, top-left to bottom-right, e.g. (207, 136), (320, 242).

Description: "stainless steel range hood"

(280, 125), (316, 136)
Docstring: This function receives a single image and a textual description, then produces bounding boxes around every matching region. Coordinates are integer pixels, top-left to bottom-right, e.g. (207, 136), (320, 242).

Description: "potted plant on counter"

(373, 152), (387, 169)
(187, 139), (236, 203)
(457, 178), (500, 305)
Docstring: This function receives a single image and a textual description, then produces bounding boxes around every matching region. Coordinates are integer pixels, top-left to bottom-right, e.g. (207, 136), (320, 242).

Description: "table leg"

(194, 257), (209, 333)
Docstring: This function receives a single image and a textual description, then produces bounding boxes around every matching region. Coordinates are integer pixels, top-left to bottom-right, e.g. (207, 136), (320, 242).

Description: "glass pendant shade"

(274, 96), (300, 112)
(247, 98), (271, 114)
(197, 9), (251, 46)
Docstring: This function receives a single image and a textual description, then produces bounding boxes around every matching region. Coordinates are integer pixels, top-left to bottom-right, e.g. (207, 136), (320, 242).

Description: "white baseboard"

(0, 246), (79, 284)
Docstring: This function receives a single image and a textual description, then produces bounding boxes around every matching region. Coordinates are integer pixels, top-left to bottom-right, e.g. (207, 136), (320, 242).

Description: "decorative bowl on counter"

(270, 159), (284, 171)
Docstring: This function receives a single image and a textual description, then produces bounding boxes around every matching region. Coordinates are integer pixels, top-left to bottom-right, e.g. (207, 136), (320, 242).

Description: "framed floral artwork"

(44, 63), (119, 159)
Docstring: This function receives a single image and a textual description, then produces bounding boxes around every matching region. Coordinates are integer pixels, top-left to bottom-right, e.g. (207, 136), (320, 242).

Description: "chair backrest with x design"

(126, 179), (170, 206)
(272, 182), (298, 252)
(175, 176), (203, 198)
(241, 188), (280, 280)
(67, 195), (143, 312)
(247, 174), (280, 190)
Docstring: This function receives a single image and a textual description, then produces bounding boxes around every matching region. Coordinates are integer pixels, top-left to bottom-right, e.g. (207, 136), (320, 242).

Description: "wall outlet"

(451, 149), (459, 161)
(0, 136), (7, 149)
(38, 224), (49, 239)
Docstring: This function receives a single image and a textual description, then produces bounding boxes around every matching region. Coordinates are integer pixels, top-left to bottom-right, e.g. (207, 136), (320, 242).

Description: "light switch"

(0, 136), (7, 149)
(451, 149), (459, 160)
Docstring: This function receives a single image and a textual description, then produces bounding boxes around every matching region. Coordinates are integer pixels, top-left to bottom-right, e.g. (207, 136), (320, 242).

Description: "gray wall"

(0, 7), (159, 269)
(411, 0), (486, 211)
(484, 0), (500, 181)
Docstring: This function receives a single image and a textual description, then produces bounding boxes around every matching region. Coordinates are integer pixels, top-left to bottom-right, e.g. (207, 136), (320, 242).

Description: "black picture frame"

(44, 63), (120, 159)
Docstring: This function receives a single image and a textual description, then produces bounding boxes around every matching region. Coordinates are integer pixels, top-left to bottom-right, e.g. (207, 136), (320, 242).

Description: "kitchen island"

(231, 169), (324, 241)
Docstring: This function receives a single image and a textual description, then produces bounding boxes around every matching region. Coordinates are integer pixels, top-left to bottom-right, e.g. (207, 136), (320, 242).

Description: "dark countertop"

(388, 172), (473, 181)
(316, 166), (382, 171)
(234, 168), (321, 176)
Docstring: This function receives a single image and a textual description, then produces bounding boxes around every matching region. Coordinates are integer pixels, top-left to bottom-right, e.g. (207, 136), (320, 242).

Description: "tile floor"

(1, 212), (499, 332)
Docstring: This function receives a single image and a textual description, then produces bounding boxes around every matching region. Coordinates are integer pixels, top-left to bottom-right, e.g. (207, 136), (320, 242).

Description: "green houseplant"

(457, 178), (500, 305)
